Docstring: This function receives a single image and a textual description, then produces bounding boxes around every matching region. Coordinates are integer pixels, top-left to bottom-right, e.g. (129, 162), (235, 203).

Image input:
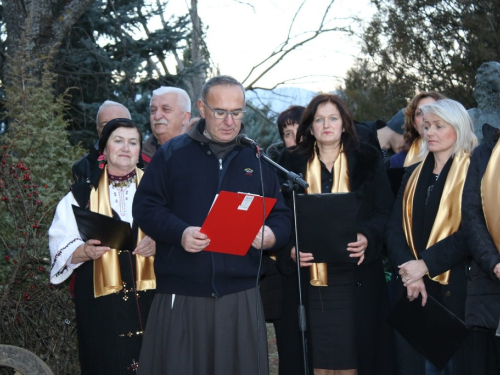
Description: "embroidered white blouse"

(48, 183), (136, 284)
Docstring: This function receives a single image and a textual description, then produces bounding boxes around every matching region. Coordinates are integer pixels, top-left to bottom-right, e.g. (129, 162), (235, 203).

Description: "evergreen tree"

(243, 104), (280, 151)
(55, 0), (197, 149)
(0, 47), (83, 374)
(342, 0), (500, 120)
(339, 59), (415, 122)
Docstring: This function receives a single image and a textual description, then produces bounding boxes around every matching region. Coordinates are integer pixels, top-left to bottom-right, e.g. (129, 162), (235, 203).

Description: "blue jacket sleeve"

(132, 146), (189, 247)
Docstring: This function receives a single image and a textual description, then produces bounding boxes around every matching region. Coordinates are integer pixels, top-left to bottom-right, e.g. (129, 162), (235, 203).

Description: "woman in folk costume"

(390, 92), (447, 168)
(49, 119), (156, 374)
(277, 94), (396, 375)
(462, 123), (500, 375)
(386, 99), (478, 375)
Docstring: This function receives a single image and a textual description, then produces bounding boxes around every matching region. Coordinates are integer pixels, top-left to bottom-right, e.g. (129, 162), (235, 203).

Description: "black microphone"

(235, 134), (259, 149)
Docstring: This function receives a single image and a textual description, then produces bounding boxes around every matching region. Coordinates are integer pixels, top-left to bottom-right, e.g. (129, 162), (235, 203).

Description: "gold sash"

(402, 152), (470, 285)
(404, 138), (426, 167)
(305, 146), (350, 286)
(482, 137), (500, 254)
(90, 166), (156, 297)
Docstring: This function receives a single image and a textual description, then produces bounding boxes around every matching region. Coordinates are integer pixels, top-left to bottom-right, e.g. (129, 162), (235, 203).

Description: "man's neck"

(156, 134), (171, 145)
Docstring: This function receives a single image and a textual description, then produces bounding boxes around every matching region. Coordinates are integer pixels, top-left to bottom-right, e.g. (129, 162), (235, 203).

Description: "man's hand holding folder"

(199, 191), (277, 256)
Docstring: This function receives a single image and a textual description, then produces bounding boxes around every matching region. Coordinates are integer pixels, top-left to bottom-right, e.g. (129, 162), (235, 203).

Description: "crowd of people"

(47, 74), (500, 375)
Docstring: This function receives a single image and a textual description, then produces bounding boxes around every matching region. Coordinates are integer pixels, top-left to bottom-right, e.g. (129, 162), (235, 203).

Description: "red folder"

(200, 191), (277, 256)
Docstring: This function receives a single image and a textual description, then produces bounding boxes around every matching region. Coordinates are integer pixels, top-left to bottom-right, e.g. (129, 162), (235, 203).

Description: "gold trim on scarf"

(305, 144), (350, 286)
(90, 166), (156, 297)
(482, 137), (500, 254)
(402, 152), (470, 285)
(404, 138), (426, 167)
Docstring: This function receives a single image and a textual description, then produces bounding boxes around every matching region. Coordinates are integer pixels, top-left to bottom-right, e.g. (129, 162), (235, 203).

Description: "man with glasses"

(133, 75), (291, 375)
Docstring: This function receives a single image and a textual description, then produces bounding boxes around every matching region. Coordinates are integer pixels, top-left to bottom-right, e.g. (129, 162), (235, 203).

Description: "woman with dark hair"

(277, 94), (395, 375)
(386, 99), (477, 375)
(49, 119), (156, 375)
(462, 123), (500, 374)
(390, 91), (446, 168)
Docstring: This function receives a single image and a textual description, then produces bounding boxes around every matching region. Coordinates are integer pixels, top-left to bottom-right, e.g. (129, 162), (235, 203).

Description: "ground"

(267, 323), (279, 375)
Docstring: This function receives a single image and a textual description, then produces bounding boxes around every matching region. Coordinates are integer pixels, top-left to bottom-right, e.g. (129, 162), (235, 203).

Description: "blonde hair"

(419, 99), (477, 156)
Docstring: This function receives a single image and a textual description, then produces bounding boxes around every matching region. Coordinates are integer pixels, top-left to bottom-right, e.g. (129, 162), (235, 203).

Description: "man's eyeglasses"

(202, 100), (246, 120)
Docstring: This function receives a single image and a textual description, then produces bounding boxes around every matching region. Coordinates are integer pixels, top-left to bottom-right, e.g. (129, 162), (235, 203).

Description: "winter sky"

(164, 0), (376, 92)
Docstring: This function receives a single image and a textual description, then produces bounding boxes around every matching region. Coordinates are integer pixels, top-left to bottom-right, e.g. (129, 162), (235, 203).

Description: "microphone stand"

(256, 148), (310, 375)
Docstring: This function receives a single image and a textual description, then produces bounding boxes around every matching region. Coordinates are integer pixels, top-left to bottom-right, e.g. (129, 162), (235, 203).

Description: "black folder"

(387, 294), (468, 370)
(295, 193), (357, 263)
(71, 205), (135, 250)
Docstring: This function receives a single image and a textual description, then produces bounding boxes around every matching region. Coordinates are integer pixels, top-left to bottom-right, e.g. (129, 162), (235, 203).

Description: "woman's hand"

(347, 233), (367, 265)
(72, 239), (110, 263)
(405, 277), (428, 306)
(290, 246), (314, 267)
(493, 263), (500, 281)
(181, 226), (210, 253)
(132, 236), (156, 257)
(399, 260), (428, 286)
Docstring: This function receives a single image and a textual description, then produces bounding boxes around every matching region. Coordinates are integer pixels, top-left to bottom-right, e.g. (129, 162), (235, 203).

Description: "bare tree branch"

(241, 0), (353, 90)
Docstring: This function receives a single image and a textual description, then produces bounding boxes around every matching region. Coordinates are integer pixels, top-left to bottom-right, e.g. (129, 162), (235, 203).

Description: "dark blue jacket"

(132, 128), (291, 297)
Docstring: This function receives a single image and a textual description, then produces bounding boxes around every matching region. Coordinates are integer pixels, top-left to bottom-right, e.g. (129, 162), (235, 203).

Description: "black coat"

(72, 146), (100, 183)
(276, 142), (396, 375)
(386, 153), (474, 375)
(462, 124), (500, 330)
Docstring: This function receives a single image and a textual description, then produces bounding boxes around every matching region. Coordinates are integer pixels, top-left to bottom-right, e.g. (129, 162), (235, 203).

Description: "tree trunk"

(189, 0), (205, 102)
(3, 0), (95, 86)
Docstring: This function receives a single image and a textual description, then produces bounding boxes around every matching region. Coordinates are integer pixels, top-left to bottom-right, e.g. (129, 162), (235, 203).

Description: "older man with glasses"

(132, 75), (291, 375)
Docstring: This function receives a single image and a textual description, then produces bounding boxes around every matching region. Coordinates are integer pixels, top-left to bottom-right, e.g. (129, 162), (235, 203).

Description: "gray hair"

(96, 100), (131, 125)
(419, 99), (478, 156)
(200, 75), (245, 102)
(150, 87), (191, 112)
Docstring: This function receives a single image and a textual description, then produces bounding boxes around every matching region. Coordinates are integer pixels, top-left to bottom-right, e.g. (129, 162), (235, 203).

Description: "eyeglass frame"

(202, 100), (246, 120)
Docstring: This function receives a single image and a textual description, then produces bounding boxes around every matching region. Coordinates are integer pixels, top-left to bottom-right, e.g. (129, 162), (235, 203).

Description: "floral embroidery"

(51, 238), (82, 271)
(53, 265), (69, 279)
(98, 154), (106, 169)
(108, 171), (137, 188)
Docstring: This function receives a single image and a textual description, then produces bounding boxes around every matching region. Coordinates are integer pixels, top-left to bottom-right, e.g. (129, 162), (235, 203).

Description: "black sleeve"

(462, 147), (500, 281)
(356, 154), (394, 264)
(386, 167), (416, 270)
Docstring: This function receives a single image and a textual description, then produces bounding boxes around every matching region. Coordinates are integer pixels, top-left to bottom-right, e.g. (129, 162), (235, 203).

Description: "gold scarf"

(402, 152), (470, 285)
(481, 137), (500, 254)
(90, 166), (156, 297)
(404, 137), (426, 167)
(305, 145), (350, 286)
